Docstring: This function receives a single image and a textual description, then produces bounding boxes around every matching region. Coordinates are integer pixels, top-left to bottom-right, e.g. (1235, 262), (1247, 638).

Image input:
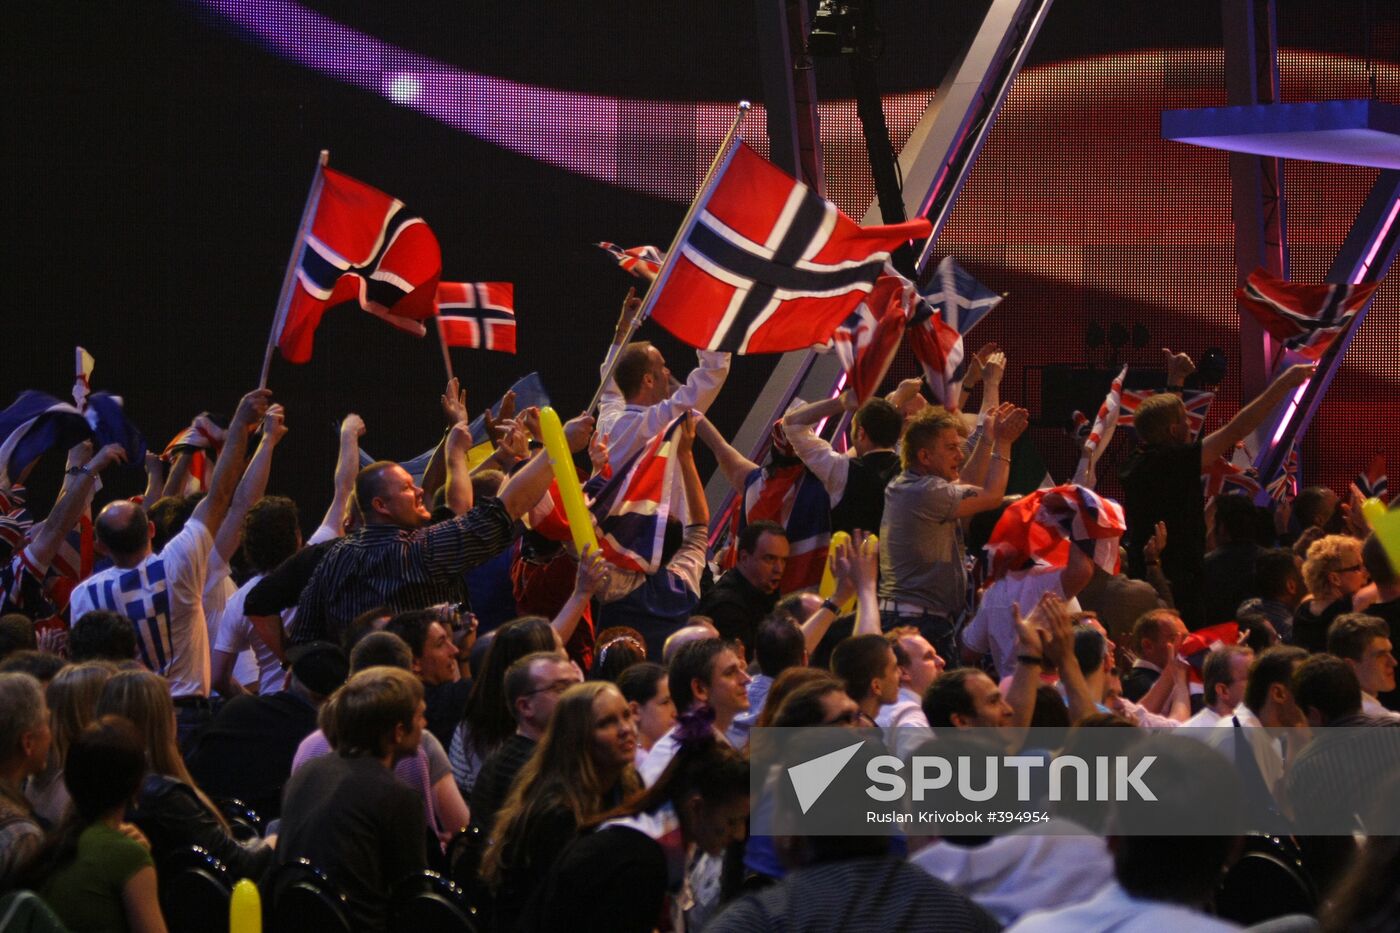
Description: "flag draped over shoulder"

(984, 484), (1126, 581)
(647, 142), (931, 355)
(1119, 388), (1215, 442)
(1236, 267), (1378, 360)
(276, 167), (442, 364)
(437, 282), (516, 353)
(817, 271), (916, 404)
(725, 443), (833, 593)
(0, 392), (92, 491)
(1358, 453), (1389, 502)
(597, 242), (664, 281)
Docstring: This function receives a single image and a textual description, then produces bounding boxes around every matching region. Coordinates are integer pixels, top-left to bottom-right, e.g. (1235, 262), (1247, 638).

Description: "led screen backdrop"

(4, 0), (1396, 519)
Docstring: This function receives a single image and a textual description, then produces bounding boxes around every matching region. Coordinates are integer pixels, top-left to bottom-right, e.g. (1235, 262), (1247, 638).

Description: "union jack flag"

(1265, 444), (1299, 503)
(1202, 447), (1262, 500)
(646, 142), (930, 355)
(984, 484), (1126, 581)
(436, 282), (516, 353)
(818, 271), (915, 404)
(587, 414), (687, 574)
(1236, 267), (1379, 361)
(1357, 453), (1389, 502)
(725, 461), (833, 592)
(161, 416), (224, 494)
(906, 300), (965, 408)
(276, 167), (441, 364)
(597, 242), (664, 281)
(0, 486), (31, 560)
(1119, 388), (1215, 442)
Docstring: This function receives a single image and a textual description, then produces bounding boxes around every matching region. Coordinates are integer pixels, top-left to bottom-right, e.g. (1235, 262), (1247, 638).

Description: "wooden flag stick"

(259, 149), (330, 389)
(434, 315), (456, 385)
(588, 101), (751, 414)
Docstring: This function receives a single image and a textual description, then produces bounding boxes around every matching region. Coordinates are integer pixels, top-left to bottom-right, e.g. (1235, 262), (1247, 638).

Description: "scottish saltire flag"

(359, 373), (551, 482)
(920, 256), (1004, 336)
(906, 301), (965, 407)
(984, 484), (1126, 581)
(647, 142), (930, 354)
(587, 414), (687, 574)
(436, 282), (516, 353)
(1358, 453), (1389, 502)
(1266, 444), (1299, 503)
(73, 347), (95, 410)
(817, 271), (915, 403)
(0, 391), (91, 490)
(276, 167), (442, 363)
(84, 392), (147, 464)
(1119, 388), (1215, 441)
(597, 242), (664, 281)
(1236, 268), (1379, 361)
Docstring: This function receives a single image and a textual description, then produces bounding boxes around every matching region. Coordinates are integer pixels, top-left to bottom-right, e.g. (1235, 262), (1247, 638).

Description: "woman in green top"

(27, 716), (167, 933)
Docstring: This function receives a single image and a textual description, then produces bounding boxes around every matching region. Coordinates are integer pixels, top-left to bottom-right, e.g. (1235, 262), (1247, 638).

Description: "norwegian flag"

(587, 414), (688, 574)
(1357, 453), (1389, 502)
(817, 271), (915, 404)
(597, 242), (664, 281)
(0, 391), (91, 491)
(984, 484), (1126, 581)
(1203, 446), (1262, 500)
(646, 142), (930, 354)
(1266, 444), (1299, 503)
(275, 167), (442, 364)
(1236, 267), (1379, 361)
(436, 282), (516, 353)
(1119, 388), (1215, 442)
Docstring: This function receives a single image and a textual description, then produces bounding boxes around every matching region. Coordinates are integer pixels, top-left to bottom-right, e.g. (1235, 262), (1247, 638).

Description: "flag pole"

(259, 149), (330, 389)
(434, 315), (456, 385)
(587, 101), (751, 414)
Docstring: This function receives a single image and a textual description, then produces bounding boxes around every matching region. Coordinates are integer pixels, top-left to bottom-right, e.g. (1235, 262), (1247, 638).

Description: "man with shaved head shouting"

(71, 388), (271, 744)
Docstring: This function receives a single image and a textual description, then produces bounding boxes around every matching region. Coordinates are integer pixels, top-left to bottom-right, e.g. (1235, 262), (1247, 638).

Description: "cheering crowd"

(2, 293), (1400, 933)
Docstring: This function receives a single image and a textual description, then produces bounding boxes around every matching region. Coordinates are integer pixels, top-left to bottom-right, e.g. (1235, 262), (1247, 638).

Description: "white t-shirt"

(203, 550), (259, 686)
(965, 568), (1080, 678)
(70, 518), (214, 697)
(212, 573), (290, 695)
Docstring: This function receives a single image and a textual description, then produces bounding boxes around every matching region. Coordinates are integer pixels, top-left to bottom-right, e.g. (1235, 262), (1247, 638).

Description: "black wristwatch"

(1016, 654), (1047, 668)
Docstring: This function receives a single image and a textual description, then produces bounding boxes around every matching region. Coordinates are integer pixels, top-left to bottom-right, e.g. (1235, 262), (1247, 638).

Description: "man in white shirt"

(1183, 644), (1252, 729)
(876, 626), (944, 731)
(596, 306), (729, 524)
(964, 550), (1092, 679)
(640, 638), (749, 785)
(70, 388), (270, 743)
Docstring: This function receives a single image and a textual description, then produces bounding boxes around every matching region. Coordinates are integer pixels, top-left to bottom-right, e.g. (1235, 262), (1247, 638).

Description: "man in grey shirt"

(879, 405), (1026, 663)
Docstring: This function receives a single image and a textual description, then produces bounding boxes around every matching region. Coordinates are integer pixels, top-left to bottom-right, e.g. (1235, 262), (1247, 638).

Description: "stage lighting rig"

(808, 0), (883, 59)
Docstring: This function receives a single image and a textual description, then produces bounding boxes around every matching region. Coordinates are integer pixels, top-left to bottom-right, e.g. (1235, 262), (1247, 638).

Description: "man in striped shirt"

(287, 412), (595, 646)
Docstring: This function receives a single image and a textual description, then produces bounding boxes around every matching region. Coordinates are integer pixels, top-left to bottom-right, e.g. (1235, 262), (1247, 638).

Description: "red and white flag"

(646, 142), (930, 355)
(436, 282), (516, 354)
(1236, 267), (1378, 360)
(275, 168), (441, 363)
(1120, 387), (1214, 442)
(817, 271), (916, 404)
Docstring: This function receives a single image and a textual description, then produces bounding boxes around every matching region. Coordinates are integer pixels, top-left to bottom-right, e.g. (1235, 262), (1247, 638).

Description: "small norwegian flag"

(597, 242), (664, 281)
(436, 282), (516, 353)
(1236, 267), (1378, 361)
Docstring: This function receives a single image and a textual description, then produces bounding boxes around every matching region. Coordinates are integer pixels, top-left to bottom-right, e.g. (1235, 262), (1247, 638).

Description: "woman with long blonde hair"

(27, 661), (117, 825)
(96, 670), (274, 880)
(481, 680), (640, 930)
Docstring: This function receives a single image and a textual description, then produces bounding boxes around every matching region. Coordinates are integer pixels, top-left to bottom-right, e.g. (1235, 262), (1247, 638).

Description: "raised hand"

(563, 413), (596, 453)
(1277, 363), (1316, 391)
(340, 413), (366, 439)
(992, 405), (1030, 443)
(87, 442), (129, 473)
(441, 377), (468, 425)
(980, 350), (1007, 388)
(262, 404), (288, 443)
(1143, 521), (1167, 565)
(232, 389), (273, 433)
(1162, 348), (1196, 385)
(573, 544), (611, 597)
